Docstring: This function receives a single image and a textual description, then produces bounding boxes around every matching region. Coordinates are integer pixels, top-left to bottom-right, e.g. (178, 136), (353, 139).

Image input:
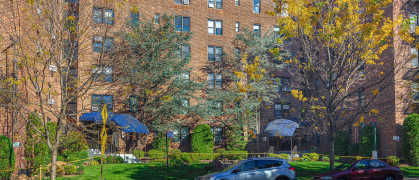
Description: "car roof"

(247, 157), (288, 161)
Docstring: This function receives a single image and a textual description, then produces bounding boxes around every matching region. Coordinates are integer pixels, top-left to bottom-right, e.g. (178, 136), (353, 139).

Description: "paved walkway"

(405, 177), (419, 180)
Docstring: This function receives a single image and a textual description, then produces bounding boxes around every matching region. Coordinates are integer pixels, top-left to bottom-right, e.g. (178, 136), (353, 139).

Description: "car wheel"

(275, 177), (289, 180)
(385, 175), (394, 180)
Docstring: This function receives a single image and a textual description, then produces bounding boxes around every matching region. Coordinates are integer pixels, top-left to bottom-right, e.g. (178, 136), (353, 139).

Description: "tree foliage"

(269, 0), (412, 170)
(0, 135), (15, 180)
(224, 125), (249, 151)
(402, 114), (419, 166)
(117, 14), (201, 130)
(58, 131), (88, 162)
(191, 124), (214, 153)
(25, 114), (56, 170)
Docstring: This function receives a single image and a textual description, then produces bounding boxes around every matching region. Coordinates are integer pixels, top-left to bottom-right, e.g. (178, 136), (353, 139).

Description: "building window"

(154, 13), (160, 25)
(129, 96), (138, 113)
(274, 104), (290, 117)
(175, 0), (190, 5)
(209, 101), (223, 116)
(130, 11), (139, 26)
(211, 127), (223, 143)
(413, 83), (419, 102)
(235, 22), (240, 32)
(92, 95), (113, 111)
(275, 77), (290, 92)
(176, 72), (190, 82)
(208, 74), (222, 89)
(176, 45), (191, 58)
(92, 36), (114, 53)
(93, 66), (113, 82)
(208, 20), (223, 35)
(173, 126), (190, 142)
(93, 7), (114, 25)
(358, 90), (365, 108)
(253, 0), (260, 13)
(410, 13), (418, 33)
(316, 134), (321, 144)
(412, 47), (418, 67)
(235, 0), (240, 6)
(175, 16), (190, 32)
(208, 46), (222, 62)
(208, 0), (222, 9)
(181, 99), (189, 114)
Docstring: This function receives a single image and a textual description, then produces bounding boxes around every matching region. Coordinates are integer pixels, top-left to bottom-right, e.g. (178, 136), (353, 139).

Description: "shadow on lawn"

(122, 163), (208, 180)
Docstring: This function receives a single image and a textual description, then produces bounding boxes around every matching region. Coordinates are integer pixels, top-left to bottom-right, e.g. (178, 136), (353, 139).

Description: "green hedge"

(223, 151), (248, 160)
(0, 135), (15, 180)
(334, 130), (349, 156)
(191, 124), (214, 153)
(268, 153), (289, 159)
(148, 149), (165, 159)
(64, 165), (77, 175)
(359, 125), (378, 157)
(402, 114), (419, 166)
(132, 150), (145, 159)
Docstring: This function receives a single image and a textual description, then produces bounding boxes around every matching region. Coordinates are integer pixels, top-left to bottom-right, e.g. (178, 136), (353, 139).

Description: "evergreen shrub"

(348, 143), (360, 156)
(64, 165), (77, 175)
(334, 130), (349, 156)
(359, 125), (378, 157)
(191, 124), (214, 154)
(0, 135), (15, 180)
(402, 114), (419, 166)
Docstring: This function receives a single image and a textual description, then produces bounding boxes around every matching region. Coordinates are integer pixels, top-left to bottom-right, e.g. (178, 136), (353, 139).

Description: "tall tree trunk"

(330, 136), (335, 171)
(50, 148), (58, 180)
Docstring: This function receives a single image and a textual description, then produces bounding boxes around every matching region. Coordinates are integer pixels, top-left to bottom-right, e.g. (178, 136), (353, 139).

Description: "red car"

(312, 159), (404, 180)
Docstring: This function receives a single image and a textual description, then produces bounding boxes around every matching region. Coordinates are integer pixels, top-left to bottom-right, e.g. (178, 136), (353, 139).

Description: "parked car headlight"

(320, 176), (333, 180)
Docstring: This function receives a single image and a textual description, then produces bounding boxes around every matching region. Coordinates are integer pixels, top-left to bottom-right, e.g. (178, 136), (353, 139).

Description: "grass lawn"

(58, 163), (208, 180)
(58, 162), (419, 180)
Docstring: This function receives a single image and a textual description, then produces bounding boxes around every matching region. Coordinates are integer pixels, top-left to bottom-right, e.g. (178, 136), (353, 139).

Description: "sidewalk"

(405, 177), (419, 180)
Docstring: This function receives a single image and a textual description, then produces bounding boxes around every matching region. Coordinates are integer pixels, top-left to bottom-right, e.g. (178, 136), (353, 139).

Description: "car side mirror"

(232, 169), (240, 174)
(352, 167), (358, 171)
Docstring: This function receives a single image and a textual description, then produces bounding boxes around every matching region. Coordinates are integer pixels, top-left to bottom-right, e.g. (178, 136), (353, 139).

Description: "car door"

(350, 160), (372, 180)
(368, 160), (387, 179)
(232, 160), (264, 180)
(255, 160), (279, 180)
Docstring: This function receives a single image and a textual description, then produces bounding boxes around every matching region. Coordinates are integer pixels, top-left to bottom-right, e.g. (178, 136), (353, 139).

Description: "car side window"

(354, 160), (371, 169)
(237, 161), (257, 172)
(369, 160), (386, 168)
(256, 160), (283, 169)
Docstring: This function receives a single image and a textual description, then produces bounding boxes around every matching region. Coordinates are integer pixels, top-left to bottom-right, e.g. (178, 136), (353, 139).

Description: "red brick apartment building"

(0, 0), (281, 168)
(0, 0), (417, 172)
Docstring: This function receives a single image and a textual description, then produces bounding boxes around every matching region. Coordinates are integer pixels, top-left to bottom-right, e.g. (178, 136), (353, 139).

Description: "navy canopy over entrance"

(113, 114), (149, 134)
(80, 112), (149, 134)
(79, 112), (116, 124)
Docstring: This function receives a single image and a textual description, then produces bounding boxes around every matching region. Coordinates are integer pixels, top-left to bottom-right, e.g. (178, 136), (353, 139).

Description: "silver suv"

(196, 158), (297, 180)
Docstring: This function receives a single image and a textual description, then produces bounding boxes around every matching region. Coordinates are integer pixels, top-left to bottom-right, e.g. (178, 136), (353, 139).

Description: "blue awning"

(80, 113), (149, 134)
(79, 112), (116, 124)
(113, 114), (149, 134)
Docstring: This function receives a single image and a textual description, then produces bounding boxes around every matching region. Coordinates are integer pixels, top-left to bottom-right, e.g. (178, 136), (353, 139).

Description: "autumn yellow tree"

(0, 0), (123, 179)
(270, 0), (413, 170)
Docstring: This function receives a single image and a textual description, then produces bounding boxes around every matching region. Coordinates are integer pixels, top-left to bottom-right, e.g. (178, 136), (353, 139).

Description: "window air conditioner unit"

(208, 3), (214, 8)
(49, 65), (57, 72)
(184, 0), (190, 5)
(92, 106), (99, 111)
(283, 87), (291, 92)
(47, 98), (55, 105)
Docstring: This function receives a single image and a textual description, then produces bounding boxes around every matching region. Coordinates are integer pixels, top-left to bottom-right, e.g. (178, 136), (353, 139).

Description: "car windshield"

(222, 161), (244, 172)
